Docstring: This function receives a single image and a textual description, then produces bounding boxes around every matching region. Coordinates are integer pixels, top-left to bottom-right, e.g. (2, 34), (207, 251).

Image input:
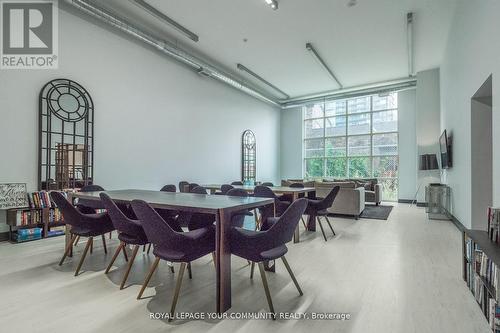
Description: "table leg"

(216, 209), (232, 313)
(264, 201), (276, 272)
(293, 192), (300, 243)
(65, 193), (73, 257)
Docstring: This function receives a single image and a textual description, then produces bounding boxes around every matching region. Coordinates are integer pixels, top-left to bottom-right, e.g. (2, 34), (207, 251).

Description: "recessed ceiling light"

(264, 0), (278, 10)
(347, 0), (357, 7)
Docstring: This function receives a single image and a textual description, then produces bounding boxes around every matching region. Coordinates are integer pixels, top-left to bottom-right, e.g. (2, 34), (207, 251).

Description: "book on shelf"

(488, 207), (500, 244)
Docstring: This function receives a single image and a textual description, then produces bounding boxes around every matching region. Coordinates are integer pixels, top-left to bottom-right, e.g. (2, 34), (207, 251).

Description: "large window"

(304, 93), (398, 201)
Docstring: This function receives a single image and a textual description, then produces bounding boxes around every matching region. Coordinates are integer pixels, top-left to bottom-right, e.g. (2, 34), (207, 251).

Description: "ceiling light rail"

(306, 42), (342, 88)
(237, 63), (290, 99)
(131, 0), (199, 42)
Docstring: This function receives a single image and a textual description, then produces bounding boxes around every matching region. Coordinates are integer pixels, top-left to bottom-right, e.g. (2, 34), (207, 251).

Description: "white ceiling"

(103, 0), (457, 99)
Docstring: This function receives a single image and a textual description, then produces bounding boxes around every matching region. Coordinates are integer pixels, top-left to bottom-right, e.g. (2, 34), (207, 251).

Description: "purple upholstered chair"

(100, 193), (172, 289)
(231, 181), (244, 185)
(51, 191), (115, 276)
(186, 186), (215, 232)
(215, 184), (234, 195)
(160, 184), (177, 192)
(226, 188), (252, 228)
(261, 182), (274, 187)
(131, 200), (215, 320)
(76, 184), (105, 214)
(188, 183), (200, 192)
(178, 181), (189, 193)
(157, 184), (181, 229)
(305, 186), (341, 241)
(231, 198), (308, 316)
(253, 185), (290, 229)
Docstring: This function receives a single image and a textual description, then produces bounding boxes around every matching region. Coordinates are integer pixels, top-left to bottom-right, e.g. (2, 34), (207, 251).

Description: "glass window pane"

(373, 93), (398, 111)
(326, 137), (346, 157)
(305, 139), (324, 158)
(347, 96), (371, 114)
(348, 157), (371, 178)
(325, 99), (346, 116)
(348, 135), (371, 156)
(348, 113), (371, 135)
(325, 116), (346, 136)
(373, 133), (398, 155)
(379, 178), (398, 201)
(304, 118), (324, 139)
(304, 103), (324, 119)
(305, 158), (324, 178)
(373, 156), (398, 178)
(373, 110), (398, 133)
(326, 158), (347, 178)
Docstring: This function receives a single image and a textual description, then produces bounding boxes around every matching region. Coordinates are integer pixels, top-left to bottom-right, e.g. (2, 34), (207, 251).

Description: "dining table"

(202, 184), (317, 243)
(66, 189), (274, 314)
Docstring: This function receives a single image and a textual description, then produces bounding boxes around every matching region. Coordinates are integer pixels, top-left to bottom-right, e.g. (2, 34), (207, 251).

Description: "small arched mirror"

(241, 130), (256, 184)
(38, 78), (94, 190)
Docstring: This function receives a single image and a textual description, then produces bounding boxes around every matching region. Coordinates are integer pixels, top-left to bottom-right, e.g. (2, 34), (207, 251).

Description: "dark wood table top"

(72, 189), (274, 214)
(203, 184), (316, 194)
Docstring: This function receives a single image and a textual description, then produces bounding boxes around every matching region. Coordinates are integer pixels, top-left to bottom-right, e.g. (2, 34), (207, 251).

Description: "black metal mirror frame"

(38, 78), (94, 190)
(241, 130), (256, 183)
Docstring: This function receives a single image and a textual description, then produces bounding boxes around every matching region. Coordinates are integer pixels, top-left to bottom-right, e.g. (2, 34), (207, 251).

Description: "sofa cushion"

(319, 181), (356, 189)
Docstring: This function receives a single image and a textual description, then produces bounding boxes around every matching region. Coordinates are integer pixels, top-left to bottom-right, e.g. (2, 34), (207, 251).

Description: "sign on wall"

(0, 183), (28, 209)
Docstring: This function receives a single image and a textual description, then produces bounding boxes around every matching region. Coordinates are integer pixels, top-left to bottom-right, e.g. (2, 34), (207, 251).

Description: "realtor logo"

(1, 0), (58, 69)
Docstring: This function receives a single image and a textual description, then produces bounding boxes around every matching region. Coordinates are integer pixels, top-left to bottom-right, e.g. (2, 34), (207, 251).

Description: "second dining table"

(203, 184), (316, 243)
(67, 189), (274, 314)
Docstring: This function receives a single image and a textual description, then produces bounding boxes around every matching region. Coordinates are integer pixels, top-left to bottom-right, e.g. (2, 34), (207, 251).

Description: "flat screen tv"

(439, 130), (452, 169)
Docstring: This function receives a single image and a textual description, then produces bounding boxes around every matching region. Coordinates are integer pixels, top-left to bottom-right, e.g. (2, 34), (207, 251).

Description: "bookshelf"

(5, 191), (65, 243)
(463, 229), (500, 332)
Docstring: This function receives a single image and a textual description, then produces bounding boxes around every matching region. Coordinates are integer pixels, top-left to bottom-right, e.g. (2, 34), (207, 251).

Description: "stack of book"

(488, 207), (500, 243)
(15, 228), (43, 242)
(14, 210), (42, 226)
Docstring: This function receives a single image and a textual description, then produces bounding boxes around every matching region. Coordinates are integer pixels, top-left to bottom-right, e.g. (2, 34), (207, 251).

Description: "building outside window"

(303, 92), (398, 201)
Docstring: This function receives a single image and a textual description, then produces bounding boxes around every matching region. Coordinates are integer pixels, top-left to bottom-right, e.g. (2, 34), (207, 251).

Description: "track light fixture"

(306, 42), (342, 88)
(264, 0), (278, 10)
(237, 63), (289, 99)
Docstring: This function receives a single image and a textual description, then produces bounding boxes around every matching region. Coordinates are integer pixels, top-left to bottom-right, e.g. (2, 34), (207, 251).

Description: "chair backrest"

(231, 181), (243, 186)
(289, 182), (304, 188)
(178, 181), (189, 193)
(318, 186), (341, 210)
(160, 184), (177, 192)
(253, 185), (277, 199)
(80, 185), (105, 192)
(50, 191), (84, 228)
(226, 188), (249, 197)
(100, 193), (140, 235)
(266, 198), (308, 244)
(191, 186), (208, 194)
(188, 183), (200, 192)
(220, 184), (234, 194)
(261, 182), (274, 187)
(130, 200), (179, 246)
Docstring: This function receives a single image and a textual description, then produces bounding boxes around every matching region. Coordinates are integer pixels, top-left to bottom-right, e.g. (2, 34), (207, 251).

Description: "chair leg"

(137, 256), (160, 300)
(187, 262), (192, 279)
(73, 235), (80, 246)
(122, 244), (129, 262)
(105, 242), (124, 274)
(75, 237), (93, 276)
(169, 262), (187, 322)
(250, 262), (255, 279)
(59, 234), (76, 266)
(257, 262), (275, 318)
(109, 231), (112, 239)
(168, 262), (175, 273)
(317, 217), (328, 241)
(281, 256), (303, 296)
(143, 245), (146, 253)
(325, 216), (336, 236)
(120, 245), (139, 290)
(211, 252), (217, 270)
(301, 216), (307, 229)
(147, 243), (152, 254)
(90, 237), (93, 254)
(101, 234), (107, 254)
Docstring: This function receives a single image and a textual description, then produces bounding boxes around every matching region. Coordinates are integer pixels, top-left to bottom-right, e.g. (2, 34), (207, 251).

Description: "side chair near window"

(215, 184), (234, 195)
(100, 193), (174, 290)
(231, 181), (244, 185)
(231, 198), (308, 317)
(261, 182), (274, 187)
(160, 184), (177, 192)
(131, 200), (216, 321)
(226, 188), (253, 227)
(178, 181), (189, 193)
(304, 186), (341, 242)
(51, 191), (115, 276)
(253, 185), (290, 229)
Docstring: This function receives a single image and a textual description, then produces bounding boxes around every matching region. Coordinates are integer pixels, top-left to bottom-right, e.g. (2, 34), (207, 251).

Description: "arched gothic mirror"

(241, 130), (256, 183)
(38, 79), (94, 190)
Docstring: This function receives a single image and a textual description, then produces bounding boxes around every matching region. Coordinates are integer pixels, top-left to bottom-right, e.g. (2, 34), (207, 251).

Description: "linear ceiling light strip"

(282, 77), (416, 109)
(237, 63), (290, 99)
(306, 42), (343, 88)
(407, 12), (414, 77)
(63, 0), (280, 107)
(132, 0), (199, 42)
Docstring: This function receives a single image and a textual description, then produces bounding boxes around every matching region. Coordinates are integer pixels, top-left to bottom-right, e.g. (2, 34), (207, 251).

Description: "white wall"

(397, 89), (417, 201)
(0, 9), (280, 232)
(280, 107), (303, 180)
(416, 68), (441, 202)
(440, 0), (500, 228)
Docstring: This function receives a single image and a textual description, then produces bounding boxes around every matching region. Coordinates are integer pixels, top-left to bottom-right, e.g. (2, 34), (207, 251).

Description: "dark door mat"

(360, 204), (393, 220)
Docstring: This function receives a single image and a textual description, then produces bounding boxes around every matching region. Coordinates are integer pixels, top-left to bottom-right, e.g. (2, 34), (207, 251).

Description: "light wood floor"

(0, 204), (491, 333)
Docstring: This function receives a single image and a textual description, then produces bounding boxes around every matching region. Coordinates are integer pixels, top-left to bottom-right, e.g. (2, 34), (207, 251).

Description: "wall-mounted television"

(439, 130), (452, 169)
